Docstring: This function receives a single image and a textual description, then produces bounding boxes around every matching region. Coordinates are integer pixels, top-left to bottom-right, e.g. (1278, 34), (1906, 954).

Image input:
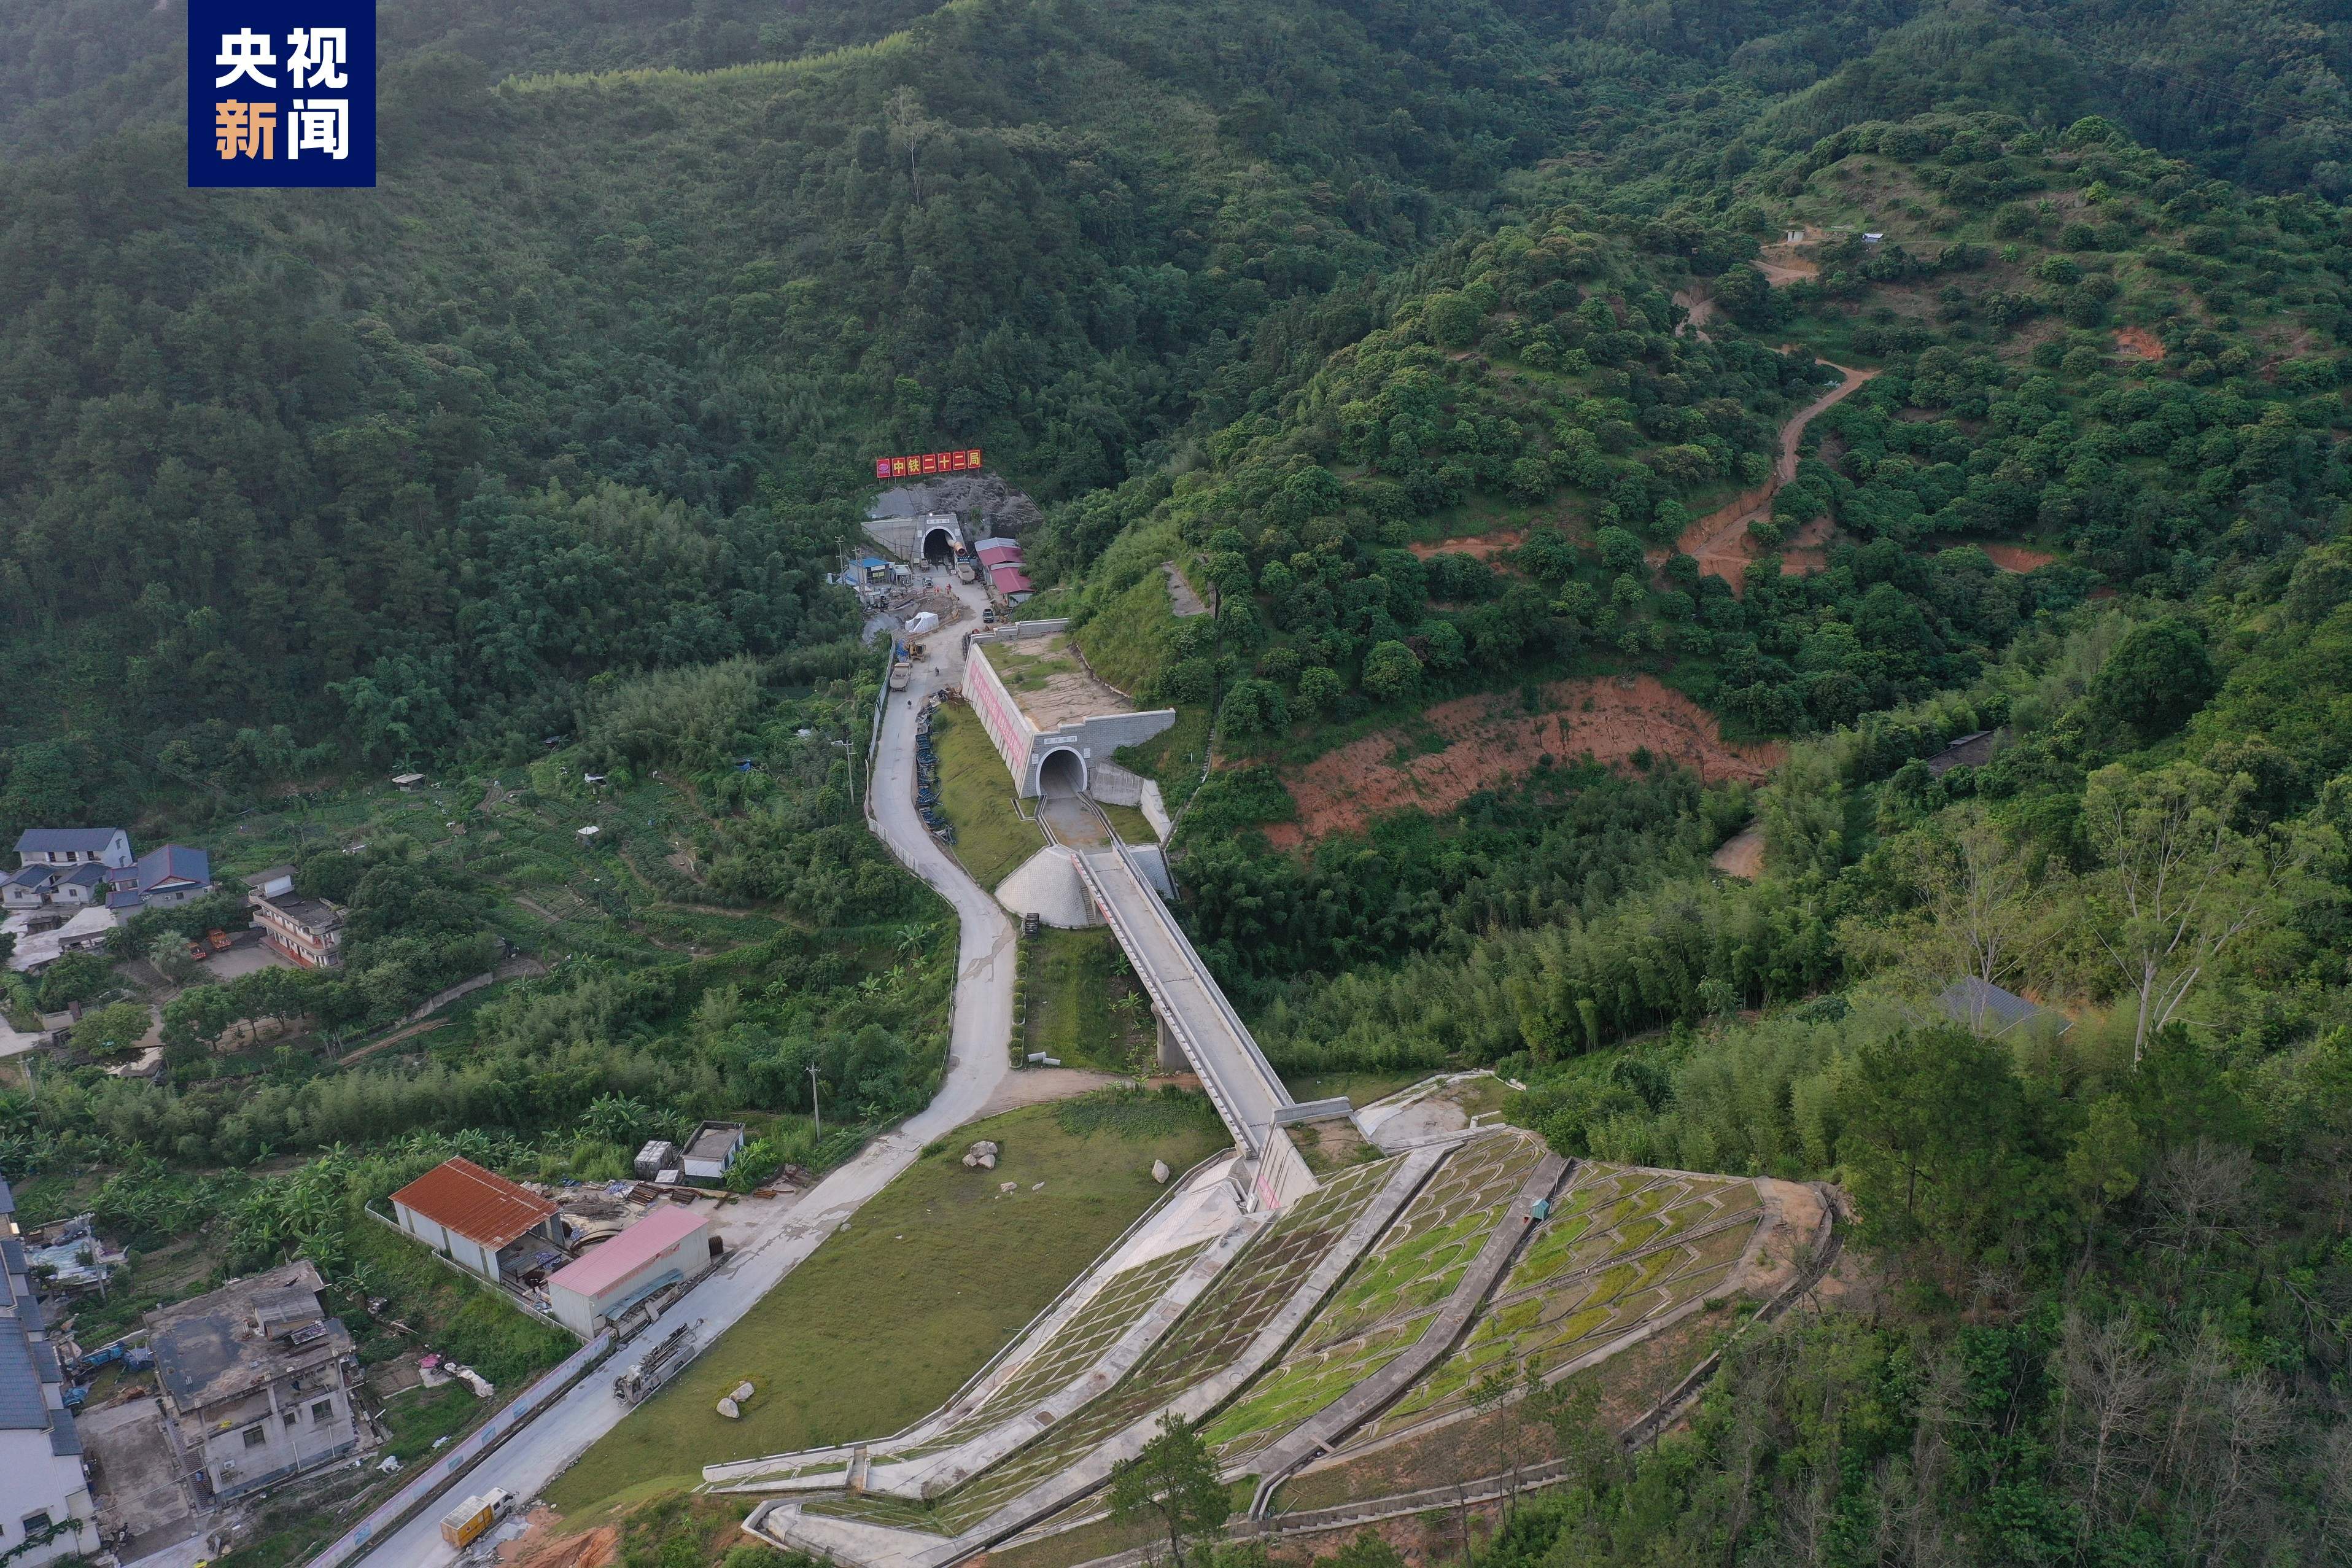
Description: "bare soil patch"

(1710, 823), (1764, 879)
(1753, 241), (1820, 287)
(1777, 514), (1836, 577)
(497, 1513), (618, 1567)
(1407, 529), (1524, 562)
(1284, 675), (1781, 842)
(2114, 325), (2166, 361)
(1978, 541), (2058, 572)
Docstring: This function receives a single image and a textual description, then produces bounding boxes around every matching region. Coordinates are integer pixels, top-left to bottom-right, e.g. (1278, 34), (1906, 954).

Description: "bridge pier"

(1156, 1009), (1186, 1073)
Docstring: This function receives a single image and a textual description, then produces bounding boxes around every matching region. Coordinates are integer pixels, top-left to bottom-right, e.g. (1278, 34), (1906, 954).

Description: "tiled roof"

(14, 829), (122, 854)
(389, 1157), (558, 1248)
(134, 844), (211, 890)
(989, 564), (1035, 594)
(976, 544), (1024, 566)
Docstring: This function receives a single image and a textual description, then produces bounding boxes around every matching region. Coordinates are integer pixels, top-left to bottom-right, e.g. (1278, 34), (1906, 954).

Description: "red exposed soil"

(1710, 823), (1766, 879)
(2114, 325), (2166, 362)
(497, 1515), (617, 1567)
(1777, 515), (1836, 577)
(1657, 362), (1878, 596)
(1978, 541), (2059, 572)
(1283, 675), (1782, 842)
(1408, 530), (1524, 561)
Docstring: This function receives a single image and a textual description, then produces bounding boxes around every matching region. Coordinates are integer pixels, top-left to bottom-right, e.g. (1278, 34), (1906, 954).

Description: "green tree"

(2082, 761), (2305, 1062)
(1108, 1415), (1228, 1568)
(71, 1000), (152, 1059)
(1362, 641), (1421, 701)
(2089, 619), (2217, 739)
(1424, 292), (1483, 349)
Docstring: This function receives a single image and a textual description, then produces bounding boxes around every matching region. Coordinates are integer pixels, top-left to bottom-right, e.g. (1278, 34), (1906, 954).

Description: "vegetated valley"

(5, 0), (2352, 1562)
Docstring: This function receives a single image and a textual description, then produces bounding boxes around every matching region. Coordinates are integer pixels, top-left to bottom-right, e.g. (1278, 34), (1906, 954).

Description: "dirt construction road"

(347, 578), (1013, 1567)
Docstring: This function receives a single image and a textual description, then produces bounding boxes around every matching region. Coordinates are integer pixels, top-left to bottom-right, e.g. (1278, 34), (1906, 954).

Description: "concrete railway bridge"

(958, 621), (1341, 1209)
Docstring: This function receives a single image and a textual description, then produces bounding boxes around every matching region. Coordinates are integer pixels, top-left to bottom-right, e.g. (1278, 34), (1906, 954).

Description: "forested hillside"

(10, 0), (2352, 1562)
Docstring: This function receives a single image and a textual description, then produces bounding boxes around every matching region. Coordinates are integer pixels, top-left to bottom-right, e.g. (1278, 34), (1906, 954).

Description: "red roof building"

(387, 1157), (562, 1284)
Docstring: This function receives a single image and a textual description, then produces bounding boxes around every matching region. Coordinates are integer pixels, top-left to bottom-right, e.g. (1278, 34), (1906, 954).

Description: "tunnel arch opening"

(1036, 747), (1087, 798)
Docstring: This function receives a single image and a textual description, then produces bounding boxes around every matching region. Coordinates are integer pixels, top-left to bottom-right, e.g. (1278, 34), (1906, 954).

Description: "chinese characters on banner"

(188, 0), (375, 187)
(874, 449), (984, 481)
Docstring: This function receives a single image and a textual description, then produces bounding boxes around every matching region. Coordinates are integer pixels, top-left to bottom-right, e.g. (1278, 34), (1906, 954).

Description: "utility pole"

(809, 1063), (821, 1141)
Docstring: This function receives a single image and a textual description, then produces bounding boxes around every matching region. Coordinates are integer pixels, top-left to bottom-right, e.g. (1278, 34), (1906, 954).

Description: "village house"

(0, 1181), (96, 1566)
(248, 889), (345, 969)
(5, 830), (212, 915)
(146, 1261), (370, 1503)
(387, 1157), (565, 1287)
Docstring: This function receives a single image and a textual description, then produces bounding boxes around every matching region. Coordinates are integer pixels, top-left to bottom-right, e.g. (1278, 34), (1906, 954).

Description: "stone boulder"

(1152, 1159), (1170, 1185)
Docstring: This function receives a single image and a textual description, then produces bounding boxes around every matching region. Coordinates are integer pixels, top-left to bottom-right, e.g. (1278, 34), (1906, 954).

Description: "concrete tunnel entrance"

(1036, 747), (1087, 798)
(921, 526), (957, 563)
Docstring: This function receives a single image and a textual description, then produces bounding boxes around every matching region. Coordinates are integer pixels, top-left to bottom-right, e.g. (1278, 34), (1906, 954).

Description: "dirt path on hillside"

(1656, 362), (1877, 595)
(1754, 241), (1820, 287)
(1283, 674), (1782, 842)
(1407, 530), (1524, 562)
(1671, 289), (1716, 343)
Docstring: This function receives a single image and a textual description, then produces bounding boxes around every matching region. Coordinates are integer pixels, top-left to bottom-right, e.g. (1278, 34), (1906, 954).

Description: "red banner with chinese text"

(874, 448), (984, 481)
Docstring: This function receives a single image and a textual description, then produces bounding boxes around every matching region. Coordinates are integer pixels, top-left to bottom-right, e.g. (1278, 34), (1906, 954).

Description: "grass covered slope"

(545, 1095), (1225, 1515)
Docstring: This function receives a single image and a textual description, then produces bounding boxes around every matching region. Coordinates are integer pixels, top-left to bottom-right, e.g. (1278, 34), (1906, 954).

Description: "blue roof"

(0, 1323), (50, 1430)
(14, 828), (122, 854)
(1938, 977), (2063, 1034)
(134, 844), (211, 890)
(5, 867), (50, 889)
(106, 890), (142, 910)
(59, 864), (105, 889)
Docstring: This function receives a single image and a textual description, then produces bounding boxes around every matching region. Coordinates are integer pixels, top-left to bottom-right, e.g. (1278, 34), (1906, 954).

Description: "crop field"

(1356, 1164), (1766, 1442)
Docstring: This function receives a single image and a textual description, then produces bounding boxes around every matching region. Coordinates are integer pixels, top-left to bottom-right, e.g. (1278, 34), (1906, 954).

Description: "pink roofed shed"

(543, 1203), (714, 1337)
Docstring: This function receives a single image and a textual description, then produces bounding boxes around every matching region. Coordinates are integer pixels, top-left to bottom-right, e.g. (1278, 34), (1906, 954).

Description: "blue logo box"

(188, 0), (375, 187)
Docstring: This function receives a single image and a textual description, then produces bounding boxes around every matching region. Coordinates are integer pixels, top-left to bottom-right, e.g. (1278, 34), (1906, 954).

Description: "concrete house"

(387, 1158), (563, 1285)
(7, 832), (212, 915)
(107, 845), (214, 912)
(681, 1122), (747, 1184)
(147, 1261), (369, 1502)
(543, 1204), (713, 1338)
(249, 890), (345, 969)
(0, 1181), (95, 1566)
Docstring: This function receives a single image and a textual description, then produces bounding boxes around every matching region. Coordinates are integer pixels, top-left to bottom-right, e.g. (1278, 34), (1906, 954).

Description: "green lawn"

(543, 1099), (1225, 1516)
(1024, 928), (1151, 1072)
(930, 705), (1047, 889)
(1096, 799), (1156, 844)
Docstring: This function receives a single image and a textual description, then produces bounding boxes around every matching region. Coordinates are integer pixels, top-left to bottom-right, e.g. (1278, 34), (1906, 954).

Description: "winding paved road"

(346, 581), (1013, 1567)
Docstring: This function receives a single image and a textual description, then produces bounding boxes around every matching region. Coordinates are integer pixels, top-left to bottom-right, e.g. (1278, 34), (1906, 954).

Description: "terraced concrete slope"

(712, 1114), (1836, 1568)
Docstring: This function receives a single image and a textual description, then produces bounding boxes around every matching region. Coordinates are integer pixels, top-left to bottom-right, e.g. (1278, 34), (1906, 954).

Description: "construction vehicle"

(906, 638), (928, 663)
(613, 1319), (703, 1404)
(888, 659), (911, 691)
(438, 1488), (513, 1550)
(957, 559), (979, 584)
(206, 929), (231, 951)
(188, 942), (212, 962)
